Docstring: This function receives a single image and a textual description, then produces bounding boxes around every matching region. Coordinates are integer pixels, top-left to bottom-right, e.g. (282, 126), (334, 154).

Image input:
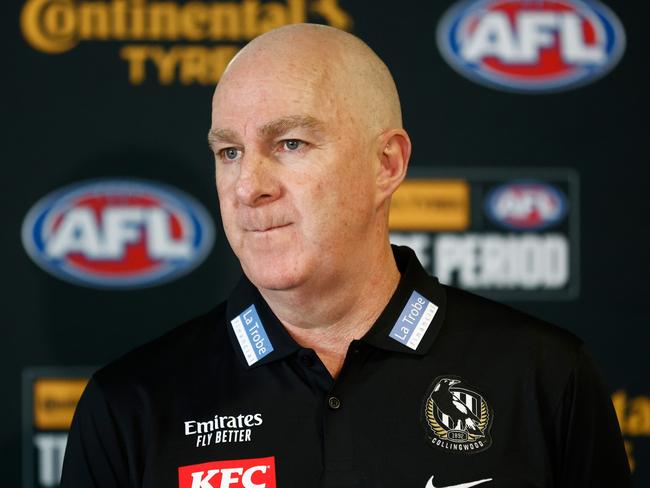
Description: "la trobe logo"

(21, 179), (215, 289)
(437, 0), (626, 93)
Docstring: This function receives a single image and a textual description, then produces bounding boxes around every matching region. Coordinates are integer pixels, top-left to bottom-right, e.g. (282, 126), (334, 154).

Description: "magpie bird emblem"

(422, 376), (493, 453)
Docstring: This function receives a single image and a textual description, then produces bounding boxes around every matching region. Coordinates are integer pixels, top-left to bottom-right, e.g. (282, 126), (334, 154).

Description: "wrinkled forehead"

(211, 50), (351, 133)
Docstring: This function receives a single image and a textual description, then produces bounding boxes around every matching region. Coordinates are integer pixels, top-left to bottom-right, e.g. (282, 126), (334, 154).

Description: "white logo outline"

(425, 475), (493, 488)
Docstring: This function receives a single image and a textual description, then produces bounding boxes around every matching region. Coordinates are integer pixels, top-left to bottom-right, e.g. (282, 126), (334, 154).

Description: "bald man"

(210, 24), (409, 379)
(61, 24), (630, 488)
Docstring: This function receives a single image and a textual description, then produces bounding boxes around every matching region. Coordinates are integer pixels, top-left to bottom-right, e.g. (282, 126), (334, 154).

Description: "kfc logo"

(178, 457), (276, 488)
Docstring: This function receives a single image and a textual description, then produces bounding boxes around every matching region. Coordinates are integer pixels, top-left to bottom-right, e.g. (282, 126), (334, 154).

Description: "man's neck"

(258, 243), (400, 378)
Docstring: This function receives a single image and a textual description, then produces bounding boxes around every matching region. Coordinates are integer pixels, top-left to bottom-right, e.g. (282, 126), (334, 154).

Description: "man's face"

(210, 60), (379, 292)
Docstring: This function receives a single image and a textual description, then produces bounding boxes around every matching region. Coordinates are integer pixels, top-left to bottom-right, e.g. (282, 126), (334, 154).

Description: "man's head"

(209, 24), (411, 294)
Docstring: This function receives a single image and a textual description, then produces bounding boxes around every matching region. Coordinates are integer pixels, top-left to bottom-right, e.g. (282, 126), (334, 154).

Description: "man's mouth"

(248, 223), (292, 233)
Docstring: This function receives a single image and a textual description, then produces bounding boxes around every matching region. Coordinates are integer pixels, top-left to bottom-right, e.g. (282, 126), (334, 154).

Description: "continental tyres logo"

(19, 0), (352, 85)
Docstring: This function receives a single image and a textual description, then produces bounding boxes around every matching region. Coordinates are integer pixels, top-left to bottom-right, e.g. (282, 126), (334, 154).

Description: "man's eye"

(219, 148), (241, 161)
(282, 140), (304, 151)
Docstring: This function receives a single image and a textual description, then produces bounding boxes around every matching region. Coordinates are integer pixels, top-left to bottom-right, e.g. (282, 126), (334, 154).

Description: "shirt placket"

(320, 341), (370, 488)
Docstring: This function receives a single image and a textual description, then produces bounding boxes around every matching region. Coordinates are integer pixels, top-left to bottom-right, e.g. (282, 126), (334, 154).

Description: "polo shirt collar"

(361, 245), (446, 355)
(225, 245), (446, 369)
(226, 276), (300, 370)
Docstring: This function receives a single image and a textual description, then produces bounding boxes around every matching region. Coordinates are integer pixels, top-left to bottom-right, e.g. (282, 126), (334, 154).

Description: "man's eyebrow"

(258, 115), (325, 138)
(207, 115), (324, 149)
(207, 128), (240, 149)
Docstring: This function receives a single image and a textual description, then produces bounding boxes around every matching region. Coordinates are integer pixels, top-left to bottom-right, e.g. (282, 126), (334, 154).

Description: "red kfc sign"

(178, 457), (276, 488)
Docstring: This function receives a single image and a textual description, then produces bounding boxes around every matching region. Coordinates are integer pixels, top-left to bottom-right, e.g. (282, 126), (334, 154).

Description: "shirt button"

(328, 396), (341, 410)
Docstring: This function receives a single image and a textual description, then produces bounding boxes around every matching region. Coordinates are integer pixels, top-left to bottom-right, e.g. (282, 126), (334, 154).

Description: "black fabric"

(60, 246), (630, 488)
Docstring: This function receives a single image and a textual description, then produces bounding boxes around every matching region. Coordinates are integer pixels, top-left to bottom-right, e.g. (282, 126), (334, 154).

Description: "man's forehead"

(212, 69), (332, 117)
(258, 115), (324, 136)
(212, 43), (341, 116)
(208, 115), (326, 144)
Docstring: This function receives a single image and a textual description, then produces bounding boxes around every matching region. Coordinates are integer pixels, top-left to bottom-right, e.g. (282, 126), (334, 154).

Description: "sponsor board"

(21, 179), (215, 289)
(612, 390), (650, 474)
(22, 368), (93, 488)
(20, 0), (352, 85)
(437, 0), (626, 93)
(389, 168), (579, 300)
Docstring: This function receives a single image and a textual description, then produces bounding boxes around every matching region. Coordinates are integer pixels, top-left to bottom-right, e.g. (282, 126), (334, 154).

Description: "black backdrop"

(4, 0), (649, 486)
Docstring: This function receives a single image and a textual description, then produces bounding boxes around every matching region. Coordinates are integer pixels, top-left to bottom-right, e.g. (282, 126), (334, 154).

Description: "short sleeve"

(553, 346), (631, 487)
(60, 378), (133, 488)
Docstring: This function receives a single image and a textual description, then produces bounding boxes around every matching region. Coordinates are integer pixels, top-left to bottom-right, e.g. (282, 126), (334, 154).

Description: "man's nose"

(234, 157), (281, 207)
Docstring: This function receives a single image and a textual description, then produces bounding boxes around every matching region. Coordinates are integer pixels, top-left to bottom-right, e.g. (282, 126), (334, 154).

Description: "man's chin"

(244, 270), (305, 292)
(240, 253), (307, 292)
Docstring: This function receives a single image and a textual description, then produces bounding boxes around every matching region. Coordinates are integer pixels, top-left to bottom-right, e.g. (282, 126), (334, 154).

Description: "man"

(61, 24), (630, 488)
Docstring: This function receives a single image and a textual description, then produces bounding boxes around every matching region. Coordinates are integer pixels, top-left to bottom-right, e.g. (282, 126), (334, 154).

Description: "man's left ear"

(375, 129), (411, 205)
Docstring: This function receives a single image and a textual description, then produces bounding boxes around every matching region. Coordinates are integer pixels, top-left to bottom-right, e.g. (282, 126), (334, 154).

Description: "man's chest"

(137, 359), (553, 488)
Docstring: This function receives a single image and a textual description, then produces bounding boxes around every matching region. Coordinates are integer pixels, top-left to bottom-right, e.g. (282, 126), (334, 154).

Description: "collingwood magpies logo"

(422, 376), (493, 453)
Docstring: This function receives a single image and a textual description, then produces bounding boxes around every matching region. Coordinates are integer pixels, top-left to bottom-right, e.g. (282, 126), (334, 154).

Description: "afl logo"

(485, 181), (568, 230)
(436, 0), (626, 93)
(21, 179), (215, 289)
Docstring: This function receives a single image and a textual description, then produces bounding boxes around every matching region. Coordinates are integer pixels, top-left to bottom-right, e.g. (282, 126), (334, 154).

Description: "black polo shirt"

(61, 246), (630, 488)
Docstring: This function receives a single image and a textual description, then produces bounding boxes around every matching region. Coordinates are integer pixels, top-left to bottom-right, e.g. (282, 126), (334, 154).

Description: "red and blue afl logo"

(485, 181), (568, 230)
(21, 179), (215, 289)
(437, 0), (625, 93)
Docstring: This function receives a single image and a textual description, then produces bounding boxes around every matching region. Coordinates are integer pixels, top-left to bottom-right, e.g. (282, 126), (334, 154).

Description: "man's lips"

(246, 223), (292, 233)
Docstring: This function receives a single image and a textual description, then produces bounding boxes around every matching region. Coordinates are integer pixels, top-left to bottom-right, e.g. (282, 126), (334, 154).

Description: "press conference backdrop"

(3, 0), (648, 486)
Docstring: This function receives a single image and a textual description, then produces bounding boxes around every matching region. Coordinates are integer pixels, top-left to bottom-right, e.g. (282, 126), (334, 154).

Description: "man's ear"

(375, 129), (411, 207)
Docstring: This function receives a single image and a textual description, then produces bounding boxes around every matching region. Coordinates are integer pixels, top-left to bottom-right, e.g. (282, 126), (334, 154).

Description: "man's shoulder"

(92, 301), (230, 393)
(442, 284), (583, 367)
